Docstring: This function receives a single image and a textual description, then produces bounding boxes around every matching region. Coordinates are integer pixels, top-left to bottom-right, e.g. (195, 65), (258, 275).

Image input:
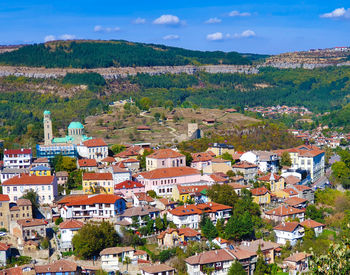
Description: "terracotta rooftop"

(196, 202), (232, 213)
(147, 149), (184, 159)
(284, 197), (308, 207)
(140, 264), (175, 274)
(34, 260), (77, 273)
(17, 219), (47, 227)
(66, 194), (123, 206)
(122, 206), (160, 217)
(191, 152), (213, 163)
(209, 174), (229, 183)
(233, 161), (258, 169)
(2, 175), (55, 186)
(265, 205), (305, 216)
(293, 184), (312, 191)
(176, 185), (208, 195)
(56, 171), (69, 177)
(133, 192), (154, 203)
(0, 242), (11, 251)
(158, 197), (176, 206)
(158, 227), (201, 239)
(0, 194), (10, 201)
(185, 249), (233, 265)
(169, 204), (202, 216)
(57, 195), (89, 205)
(284, 175), (301, 185)
(4, 149), (31, 155)
(78, 159), (98, 167)
(137, 167), (200, 180)
(101, 156), (116, 163)
(114, 180), (144, 189)
(59, 220), (84, 230)
(251, 186), (270, 196)
(83, 172), (112, 181)
(284, 252), (311, 262)
(282, 188), (299, 196)
(115, 146), (142, 158)
(273, 222), (301, 232)
(16, 199), (32, 206)
(83, 138), (107, 147)
(239, 239), (280, 253)
(34, 157), (49, 163)
(100, 246), (134, 255)
(258, 173), (282, 182)
(300, 219), (325, 229)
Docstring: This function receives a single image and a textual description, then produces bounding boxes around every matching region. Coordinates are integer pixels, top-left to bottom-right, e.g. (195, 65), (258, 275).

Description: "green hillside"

(0, 40), (261, 68)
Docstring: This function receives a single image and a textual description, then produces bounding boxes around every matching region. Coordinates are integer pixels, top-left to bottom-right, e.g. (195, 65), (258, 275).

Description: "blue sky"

(1, 0), (350, 54)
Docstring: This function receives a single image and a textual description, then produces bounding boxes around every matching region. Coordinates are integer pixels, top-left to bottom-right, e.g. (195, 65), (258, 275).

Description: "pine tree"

(228, 261), (246, 275)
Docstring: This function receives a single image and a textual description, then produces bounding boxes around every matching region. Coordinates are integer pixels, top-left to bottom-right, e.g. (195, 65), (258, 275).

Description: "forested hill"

(0, 40), (264, 68)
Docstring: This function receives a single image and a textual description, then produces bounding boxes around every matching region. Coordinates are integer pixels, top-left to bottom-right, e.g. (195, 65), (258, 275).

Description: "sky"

(1, 0), (350, 54)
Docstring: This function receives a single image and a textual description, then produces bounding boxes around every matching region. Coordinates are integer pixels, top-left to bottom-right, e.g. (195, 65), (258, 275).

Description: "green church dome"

(44, 110), (51, 115)
(68, 121), (84, 129)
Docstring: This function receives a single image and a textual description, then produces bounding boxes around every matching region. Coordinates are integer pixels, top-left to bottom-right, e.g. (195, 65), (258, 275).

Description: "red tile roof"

(185, 249), (234, 265)
(57, 195), (89, 205)
(147, 149), (184, 159)
(137, 125), (151, 130)
(176, 185), (208, 195)
(4, 149), (31, 155)
(266, 205), (305, 216)
(114, 180), (144, 190)
(228, 182), (246, 189)
(78, 159), (97, 167)
(258, 173), (281, 181)
(273, 222), (301, 232)
(293, 185), (312, 191)
(122, 158), (139, 163)
(140, 264), (175, 274)
(2, 175), (55, 186)
(300, 219), (325, 228)
(233, 161), (258, 169)
(101, 156), (116, 163)
(284, 197), (308, 207)
(0, 194), (10, 201)
(83, 138), (107, 147)
(282, 188), (299, 196)
(83, 172), (112, 181)
(66, 194), (124, 206)
(115, 146), (142, 158)
(191, 152), (213, 163)
(134, 192), (154, 203)
(137, 167), (200, 180)
(169, 204), (202, 216)
(17, 219), (47, 227)
(284, 175), (300, 185)
(209, 174), (229, 183)
(274, 145), (324, 158)
(0, 242), (11, 251)
(34, 260), (77, 273)
(59, 220), (84, 229)
(284, 252), (311, 262)
(251, 186), (270, 196)
(196, 202), (232, 213)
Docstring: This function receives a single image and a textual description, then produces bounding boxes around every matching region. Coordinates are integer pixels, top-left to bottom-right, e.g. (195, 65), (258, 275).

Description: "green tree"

(180, 151), (193, 166)
(228, 261), (246, 275)
(280, 151), (292, 167)
(138, 149), (154, 169)
(110, 144), (126, 154)
(207, 184), (238, 207)
(224, 212), (254, 241)
(255, 246), (269, 275)
(53, 155), (77, 172)
(215, 218), (225, 237)
(305, 205), (324, 223)
(123, 256), (131, 271)
(139, 97), (152, 110)
(21, 189), (39, 214)
(55, 217), (63, 225)
(221, 152), (235, 165)
(202, 265), (215, 275)
(154, 112), (161, 121)
(72, 222), (120, 259)
(155, 217), (164, 231)
(201, 218), (218, 240)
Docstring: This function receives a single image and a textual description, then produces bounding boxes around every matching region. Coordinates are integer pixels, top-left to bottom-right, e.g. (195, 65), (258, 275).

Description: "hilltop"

(0, 40), (266, 68)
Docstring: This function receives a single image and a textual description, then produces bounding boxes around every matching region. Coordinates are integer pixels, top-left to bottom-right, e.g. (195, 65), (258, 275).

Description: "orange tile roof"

(284, 252), (311, 262)
(0, 194), (10, 201)
(176, 185), (208, 195)
(258, 173), (282, 181)
(273, 222), (301, 232)
(83, 172), (112, 181)
(134, 192), (154, 203)
(251, 186), (270, 196)
(196, 202), (232, 213)
(185, 249), (234, 265)
(178, 227), (201, 237)
(293, 185), (312, 191)
(169, 204), (202, 216)
(114, 180), (144, 189)
(4, 149), (31, 155)
(137, 166), (200, 180)
(147, 149), (184, 159)
(158, 198), (176, 206)
(115, 146), (142, 158)
(101, 156), (116, 163)
(0, 266), (23, 275)
(0, 242), (11, 251)
(35, 260), (77, 273)
(300, 219), (325, 228)
(282, 188), (299, 196)
(266, 205), (305, 216)
(66, 194), (124, 206)
(2, 175), (55, 186)
(57, 195), (89, 205)
(284, 175), (301, 185)
(191, 152), (213, 162)
(59, 220), (84, 229)
(284, 197), (308, 206)
(140, 264), (174, 274)
(274, 145), (324, 158)
(233, 161), (257, 169)
(83, 138), (107, 147)
(78, 159), (97, 167)
(228, 182), (246, 189)
(209, 174), (229, 183)
(122, 158), (139, 163)
(17, 219), (47, 227)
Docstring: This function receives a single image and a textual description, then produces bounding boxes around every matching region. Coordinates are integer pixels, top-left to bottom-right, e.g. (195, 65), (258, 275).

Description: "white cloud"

(234, 29), (256, 38)
(133, 17), (146, 24)
(153, 14), (180, 25)
(205, 17), (222, 24)
(59, 34), (76, 40)
(229, 10), (251, 17)
(206, 32), (224, 41)
(94, 25), (120, 33)
(163, 34), (180, 40)
(44, 35), (56, 42)
(320, 7), (350, 19)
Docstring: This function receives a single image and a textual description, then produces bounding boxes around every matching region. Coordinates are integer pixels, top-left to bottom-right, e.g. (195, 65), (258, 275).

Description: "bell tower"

(43, 110), (53, 145)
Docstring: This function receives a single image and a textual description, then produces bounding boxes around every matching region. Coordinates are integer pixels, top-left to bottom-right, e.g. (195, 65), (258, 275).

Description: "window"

(42, 186), (45, 191)
(13, 187), (17, 192)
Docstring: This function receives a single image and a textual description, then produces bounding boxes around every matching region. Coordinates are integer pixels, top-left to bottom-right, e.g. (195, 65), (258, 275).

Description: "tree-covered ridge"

(0, 40), (254, 68)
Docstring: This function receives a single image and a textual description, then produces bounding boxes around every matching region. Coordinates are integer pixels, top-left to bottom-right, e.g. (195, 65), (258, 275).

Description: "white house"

(77, 138), (108, 162)
(167, 205), (201, 229)
(300, 219), (325, 237)
(100, 246), (135, 272)
(273, 222), (305, 246)
(0, 242), (11, 267)
(0, 167), (29, 183)
(111, 165), (132, 185)
(240, 151), (279, 172)
(59, 220), (84, 251)
(140, 264), (176, 275)
(2, 174), (57, 204)
(3, 148), (32, 169)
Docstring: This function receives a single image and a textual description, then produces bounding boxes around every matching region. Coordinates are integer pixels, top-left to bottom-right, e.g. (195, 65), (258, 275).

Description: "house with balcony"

(100, 246), (135, 272)
(264, 205), (305, 223)
(168, 205), (202, 229)
(273, 222), (305, 246)
(120, 206), (161, 227)
(78, 138), (108, 162)
(3, 148), (32, 169)
(300, 219), (325, 237)
(60, 194), (126, 219)
(82, 172), (114, 194)
(240, 151), (279, 172)
(146, 149), (186, 171)
(157, 227), (201, 247)
(59, 220), (84, 251)
(114, 180), (145, 199)
(196, 202), (232, 225)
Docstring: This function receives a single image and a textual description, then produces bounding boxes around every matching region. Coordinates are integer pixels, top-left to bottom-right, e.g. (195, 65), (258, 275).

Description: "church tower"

(43, 110), (53, 145)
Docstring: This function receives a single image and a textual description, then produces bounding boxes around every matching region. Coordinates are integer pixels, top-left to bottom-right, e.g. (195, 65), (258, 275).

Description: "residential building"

(257, 173), (285, 193)
(185, 248), (257, 275)
(30, 166), (51, 176)
(0, 167), (29, 183)
(168, 204), (202, 229)
(120, 206), (160, 227)
(132, 192), (155, 207)
(274, 188), (299, 200)
(9, 199), (33, 222)
(300, 219), (325, 237)
(228, 182), (247, 196)
(284, 197), (308, 209)
(100, 247), (135, 272)
(232, 161), (258, 181)
(60, 194), (126, 219)
(191, 152), (213, 171)
(154, 198), (177, 210)
(196, 202), (232, 225)
(264, 205), (305, 222)
(114, 180), (145, 198)
(273, 222), (305, 246)
(251, 186), (271, 205)
(78, 138), (108, 162)
(206, 143), (235, 156)
(204, 158), (232, 174)
(239, 239), (280, 264)
(212, 237), (229, 248)
(111, 165), (132, 185)
(136, 167), (202, 197)
(35, 260), (80, 275)
(291, 184), (315, 203)
(0, 195), (10, 230)
(3, 149), (32, 169)
(140, 264), (175, 275)
(114, 145), (144, 162)
(32, 157), (50, 168)
(36, 143), (77, 159)
(0, 243), (11, 267)
(77, 159), (98, 172)
(117, 158), (140, 172)
(275, 145), (325, 182)
(283, 252), (311, 275)
(59, 220), (84, 251)
(82, 173), (114, 194)
(56, 171), (68, 186)
(12, 219), (47, 240)
(157, 227), (201, 247)
(100, 156), (117, 165)
(172, 185), (208, 203)
(2, 174), (58, 204)
(146, 149), (185, 171)
(240, 151), (279, 172)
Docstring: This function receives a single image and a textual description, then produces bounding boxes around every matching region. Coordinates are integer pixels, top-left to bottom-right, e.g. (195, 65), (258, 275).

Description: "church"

(37, 110), (92, 159)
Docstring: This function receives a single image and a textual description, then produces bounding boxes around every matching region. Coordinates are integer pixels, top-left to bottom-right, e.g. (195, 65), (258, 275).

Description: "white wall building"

(3, 149), (32, 169)
(240, 151), (279, 173)
(273, 222), (305, 246)
(59, 220), (84, 251)
(100, 247), (135, 272)
(167, 205), (201, 229)
(77, 138), (108, 162)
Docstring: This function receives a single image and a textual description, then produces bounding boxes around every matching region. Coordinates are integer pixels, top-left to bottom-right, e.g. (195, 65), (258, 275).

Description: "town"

(0, 105), (347, 275)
